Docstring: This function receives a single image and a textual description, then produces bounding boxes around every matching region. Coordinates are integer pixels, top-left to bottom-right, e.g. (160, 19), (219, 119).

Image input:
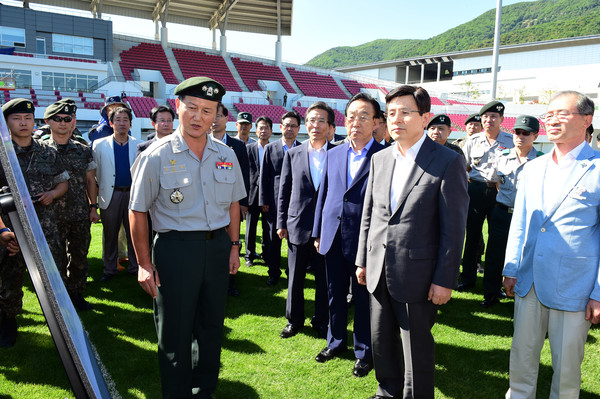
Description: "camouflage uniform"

(41, 136), (96, 295)
(0, 139), (68, 317)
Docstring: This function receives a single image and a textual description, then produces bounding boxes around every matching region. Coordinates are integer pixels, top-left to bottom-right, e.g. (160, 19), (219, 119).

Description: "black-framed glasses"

(514, 130), (533, 136)
(50, 116), (73, 123)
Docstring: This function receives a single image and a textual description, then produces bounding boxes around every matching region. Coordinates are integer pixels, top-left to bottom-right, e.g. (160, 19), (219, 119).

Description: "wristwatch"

(231, 241), (241, 246)
(89, 203), (99, 209)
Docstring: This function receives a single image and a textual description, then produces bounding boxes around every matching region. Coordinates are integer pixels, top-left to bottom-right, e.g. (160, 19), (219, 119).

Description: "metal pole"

(491, 0), (502, 99)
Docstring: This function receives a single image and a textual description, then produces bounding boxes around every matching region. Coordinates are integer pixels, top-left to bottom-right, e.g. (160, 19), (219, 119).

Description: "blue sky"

(9, 0), (538, 64)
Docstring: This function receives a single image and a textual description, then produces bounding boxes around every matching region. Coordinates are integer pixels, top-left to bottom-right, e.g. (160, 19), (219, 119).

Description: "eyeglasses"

(386, 109), (420, 119)
(306, 118), (327, 126)
(346, 114), (373, 123)
(156, 119), (173, 124)
(282, 123), (299, 129)
(514, 130), (533, 136)
(51, 116), (73, 123)
(541, 110), (588, 122)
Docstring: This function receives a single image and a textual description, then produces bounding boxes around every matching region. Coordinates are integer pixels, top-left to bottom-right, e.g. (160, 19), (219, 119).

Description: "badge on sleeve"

(170, 189), (184, 204)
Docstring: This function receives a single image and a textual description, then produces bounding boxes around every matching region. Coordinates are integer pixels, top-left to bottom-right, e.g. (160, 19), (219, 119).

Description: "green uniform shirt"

(129, 129), (246, 232)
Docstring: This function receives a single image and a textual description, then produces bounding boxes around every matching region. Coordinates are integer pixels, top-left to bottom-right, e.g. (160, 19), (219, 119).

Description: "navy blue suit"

(313, 139), (385, 361)
(223, 135), (249, 208)
(277, 141), (332, 329)
(245, 142), (267, 261)
(259, 139), (300, 280)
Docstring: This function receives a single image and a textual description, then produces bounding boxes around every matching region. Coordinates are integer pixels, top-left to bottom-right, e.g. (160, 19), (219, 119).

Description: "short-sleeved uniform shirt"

(463, 131), (514, 183)
(129, 130), (246, 232)
(496, 147), (541, 208)
(42, 136), (96, 222)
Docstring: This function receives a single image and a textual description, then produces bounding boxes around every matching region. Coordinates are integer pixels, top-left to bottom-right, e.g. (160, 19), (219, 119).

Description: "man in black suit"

(245, 116), (272, 267)
(313, 93), (385, 377)
(211, 103), (250, 296)
(259, 111), (301, 286)
(277, 102), (334, 340)
(356, 85), (468, 399)
(136, 105), (175, 157)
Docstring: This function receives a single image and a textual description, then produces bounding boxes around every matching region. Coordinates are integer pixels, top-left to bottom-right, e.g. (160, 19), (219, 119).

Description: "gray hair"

(551, 90), (595, 117)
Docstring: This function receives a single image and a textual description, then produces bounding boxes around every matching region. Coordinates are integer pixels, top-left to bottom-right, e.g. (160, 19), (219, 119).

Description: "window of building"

(36, 37), (46, 55)
(52, 34), (93, 56)
(42, 71), (98, 91)
(0, 68), (32, 88)
(0, 26), (25, 47)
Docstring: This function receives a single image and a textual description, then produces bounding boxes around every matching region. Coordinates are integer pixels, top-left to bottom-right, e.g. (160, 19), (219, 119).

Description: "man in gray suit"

(356, 85), (469, 399)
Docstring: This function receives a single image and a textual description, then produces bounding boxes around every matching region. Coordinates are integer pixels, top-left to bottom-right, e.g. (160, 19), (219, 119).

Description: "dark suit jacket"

(259, 139), (301, 211)
(136, 137), (157, 158)
(356, 136), (469, 303)
(277, 141), (334, 246)
(313, 140), (385, 263)
(246, 141), (261, 207)
(223, 134), (250, 207)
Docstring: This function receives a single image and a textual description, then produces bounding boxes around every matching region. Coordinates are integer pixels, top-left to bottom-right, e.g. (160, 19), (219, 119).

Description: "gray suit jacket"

(356, 136), (468, 303)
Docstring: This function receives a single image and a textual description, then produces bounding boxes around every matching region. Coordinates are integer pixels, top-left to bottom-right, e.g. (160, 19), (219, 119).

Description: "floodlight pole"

(491, 0), (502, 99)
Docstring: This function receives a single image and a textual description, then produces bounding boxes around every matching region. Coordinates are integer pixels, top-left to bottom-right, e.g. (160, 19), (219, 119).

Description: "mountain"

(305, 0), (600, 69)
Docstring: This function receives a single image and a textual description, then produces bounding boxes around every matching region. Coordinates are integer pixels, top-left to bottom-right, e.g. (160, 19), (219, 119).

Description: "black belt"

(470, 180), (496, 189)
(159, 228), (224, 240)
(496, 203), (514, 214)
(114, 186), (131, 191)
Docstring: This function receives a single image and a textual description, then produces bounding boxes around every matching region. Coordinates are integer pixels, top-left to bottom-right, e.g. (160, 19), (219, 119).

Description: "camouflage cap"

(237, 112), (252, 124)
(513, 115), (539, 133)
(174, 77), (225, 102)
(427, 114), (451, 129)
(479, 100), (505, 116)
(465, 113), (482, 125)
(2, 98), (34, 117)
(44, 100), (77, 119)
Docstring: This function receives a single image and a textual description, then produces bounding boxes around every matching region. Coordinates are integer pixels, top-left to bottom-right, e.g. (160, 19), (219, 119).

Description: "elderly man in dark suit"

(312, 93), (385, 377)
(277, 102), (334, 340)
(245, 116), (272, 267)
(259, 111), (302, 286)
(357, 85), (468, 399)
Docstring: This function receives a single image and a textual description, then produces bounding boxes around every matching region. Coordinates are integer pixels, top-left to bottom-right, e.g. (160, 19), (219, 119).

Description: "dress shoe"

(228, 287), (240, 297)
(99, 273), (114, 282)
(0, 315), (17, 347)
(480, 296), (500, 308)
(353, 359), (373, 377)
(245, 258), (254, 267)
(70, 293), (94, 311)
(456, 282), (475, 292)
(368, 396), (393, 399)
(497, 291), (507, 299)
(266, 277), (279, 287)
(280, 323), (302, 339)
(315, 347), (346, 363)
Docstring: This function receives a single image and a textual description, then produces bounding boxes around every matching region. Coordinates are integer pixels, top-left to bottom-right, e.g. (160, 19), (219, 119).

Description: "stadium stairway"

(224, 56), (249, 92)
(163, 47), (185, 83)
(280, 67), (304, 97)
(332, 76), (353, 99)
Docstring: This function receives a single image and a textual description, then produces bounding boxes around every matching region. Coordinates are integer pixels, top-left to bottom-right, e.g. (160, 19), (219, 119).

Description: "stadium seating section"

(2, 88), (105, 110)
(293, 106), (345, 127)
(173, 49), (241, 92)
(232, 58), (295, 93)
(126, 96), (159, 119)
(119, 43), (178, 84)
(287, 68), (348, 99)
(235, 103), (287, 125)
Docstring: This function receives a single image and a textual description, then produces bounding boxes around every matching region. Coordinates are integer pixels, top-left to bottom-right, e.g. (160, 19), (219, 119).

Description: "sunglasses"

(51, 116), (73, 123)
(514, 130), (533, 137)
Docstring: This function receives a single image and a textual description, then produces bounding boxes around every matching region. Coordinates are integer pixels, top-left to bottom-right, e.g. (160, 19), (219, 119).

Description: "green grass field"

(0, 222), (599, 398)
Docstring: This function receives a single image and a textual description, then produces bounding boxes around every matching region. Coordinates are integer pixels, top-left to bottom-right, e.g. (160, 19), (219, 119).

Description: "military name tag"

(170, 189), (184, 204)
(216, 162), (233, 170)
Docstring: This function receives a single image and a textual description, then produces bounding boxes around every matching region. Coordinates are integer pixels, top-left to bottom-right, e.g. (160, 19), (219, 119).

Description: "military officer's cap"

(173, 77), (226, 102)
(57, 98), (78, 115)
(427, 114), (451, 129)
(479, 100), (505, 116)
(44, 100), (77, 119)
(2, 98), (34, 117)
(465, 113), (482, 125)
(512, 115), (539, 133)
(237, 112), (252, 124)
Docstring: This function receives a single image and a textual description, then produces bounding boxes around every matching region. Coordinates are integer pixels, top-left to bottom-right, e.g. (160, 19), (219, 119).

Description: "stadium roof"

(27, 0), (294, 35)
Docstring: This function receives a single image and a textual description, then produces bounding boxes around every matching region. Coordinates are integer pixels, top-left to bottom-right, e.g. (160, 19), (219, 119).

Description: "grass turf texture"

(0, 221), (599, 398)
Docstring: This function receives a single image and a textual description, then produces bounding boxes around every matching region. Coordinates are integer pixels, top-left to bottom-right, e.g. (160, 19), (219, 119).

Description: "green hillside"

(305, 0), (600, 69)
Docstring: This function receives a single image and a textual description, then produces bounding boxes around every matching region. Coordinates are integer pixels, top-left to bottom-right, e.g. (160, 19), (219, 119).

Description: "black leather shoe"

(266, 277), (279, 287)
(245, 258), (254, 267)
(456, 282), (475, 292)
(497, 291), (507, 299)
(480, 296), (500, 308)
(368, 396), (392, 399)
(315, 347), (346, 363)
(353, 359), (373, 377)
(228, 287), (240, 297)
(99, 273), (114, 282)
(280, 323), (302, 339)
(0, 315), (17, 347)
(70, 293), (94, 311)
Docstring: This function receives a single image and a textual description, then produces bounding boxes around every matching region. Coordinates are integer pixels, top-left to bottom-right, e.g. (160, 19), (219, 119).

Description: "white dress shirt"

(390, 133), (427, 212)
(258, 141), (266, 168)
(543, 140), (586, 214)
(347, 138), (374, 188)
(308, 141), (327, 190)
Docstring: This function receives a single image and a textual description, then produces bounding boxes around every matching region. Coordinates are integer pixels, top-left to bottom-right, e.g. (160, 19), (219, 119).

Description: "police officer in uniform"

(460, 101), (514, 291)
(455, 113), (482, 149)
(41, 100), (100, 311)
(0, 98), (69, 346)
(129, 77), (246, 399)
(481, 115), (541, 307)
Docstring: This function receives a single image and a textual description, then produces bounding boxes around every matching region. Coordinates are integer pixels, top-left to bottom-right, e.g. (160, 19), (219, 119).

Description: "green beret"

(465, 113), (481, 125)
(2, 98), (34, 117)
(427, 114), (451, 129)
(513, 115), (539, 133)
(237, 112), (252, 124)
(44, 101), (77, 119)
(57, 98), (78, 114)
(174, 77), (225, 102)
(480, 100), (505, 116)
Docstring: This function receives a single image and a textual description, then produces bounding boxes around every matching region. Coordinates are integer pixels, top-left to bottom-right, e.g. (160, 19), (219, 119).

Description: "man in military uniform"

(455, 113), (482, 149)
(129, 77), (245, 399)
(481, 115), (541, 308)
(235, 112), (256, 144)
(34, 98), (88, 146)
(427, 114), (465, 160)
(0, 98), (69, 347)
(41, 100), (100, 311)
(460, 101), (514, 291)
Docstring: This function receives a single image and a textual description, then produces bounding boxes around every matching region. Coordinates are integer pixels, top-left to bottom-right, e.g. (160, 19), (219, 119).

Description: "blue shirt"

(114, 141), (132, 187)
